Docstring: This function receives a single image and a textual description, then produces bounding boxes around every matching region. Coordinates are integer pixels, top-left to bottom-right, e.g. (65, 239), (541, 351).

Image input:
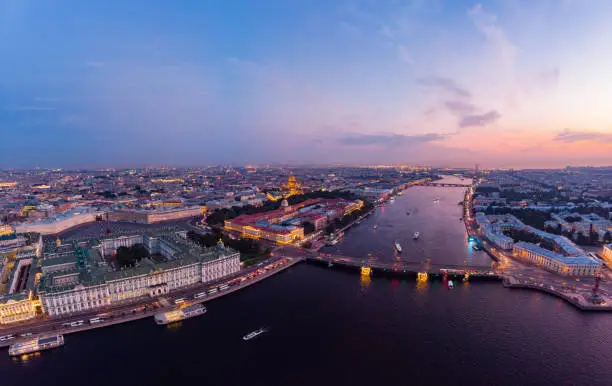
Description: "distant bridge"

(421, 182), (472, 187)
(306, 253), (499, 278)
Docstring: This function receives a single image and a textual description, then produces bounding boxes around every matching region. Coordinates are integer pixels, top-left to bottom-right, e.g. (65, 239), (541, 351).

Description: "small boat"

(243, 327), (267, 341)
(373, 225), (378, 229)
(433, 198), (440, 204)
(406, 211), (410, 215)
(389, 197), (395, 203)
(413, 232), (420, 240)
(394, 241), (402, 253)
(448, 280), (454, 289)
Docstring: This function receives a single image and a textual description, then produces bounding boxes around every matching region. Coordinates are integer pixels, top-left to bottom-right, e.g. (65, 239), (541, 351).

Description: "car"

(0, 335), (15, 341)
(19, 332), (32, 337)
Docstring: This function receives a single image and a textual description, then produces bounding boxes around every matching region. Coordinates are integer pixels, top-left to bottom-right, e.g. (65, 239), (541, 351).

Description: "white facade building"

(39, 233), (241, 316)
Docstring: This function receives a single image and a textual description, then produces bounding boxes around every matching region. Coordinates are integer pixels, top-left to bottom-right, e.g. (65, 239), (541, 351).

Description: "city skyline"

(2, 0), (612, 168)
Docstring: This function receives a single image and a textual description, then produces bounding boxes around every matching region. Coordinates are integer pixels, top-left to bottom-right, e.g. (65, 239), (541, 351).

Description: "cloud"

(459, 110), (501, 128)
(417, 76), (471, 99)
(468, 4), (517, 67)
(397, 44), (414, 65)
(444, 100), (476, 115)
(554, 129), (612, 143)
(338, 132), (445, 147)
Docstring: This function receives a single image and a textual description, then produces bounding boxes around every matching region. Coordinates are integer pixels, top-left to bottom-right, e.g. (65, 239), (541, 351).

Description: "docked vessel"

(8, 335), (64, 357)
(243, 328), (267, 341)
(389, 197), (395, 203)
(327, 232), (344, 245)
(394, 241), (402, 253)
(413, 232), (420, 240)
(154, 304), (207, 325)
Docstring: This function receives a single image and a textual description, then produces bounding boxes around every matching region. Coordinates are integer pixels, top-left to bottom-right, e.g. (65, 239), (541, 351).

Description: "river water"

(3, 176), (612, 386)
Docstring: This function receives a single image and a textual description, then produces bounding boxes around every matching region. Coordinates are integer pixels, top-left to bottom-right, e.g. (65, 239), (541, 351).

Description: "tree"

(302, 221), (315, 235)
(576, 232), (589, 245)
(131, 243), (150, 261)
(116, 246), (135, 268)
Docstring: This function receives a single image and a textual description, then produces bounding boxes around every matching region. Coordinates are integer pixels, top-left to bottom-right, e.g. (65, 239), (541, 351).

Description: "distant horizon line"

(1, 163), (612, 172)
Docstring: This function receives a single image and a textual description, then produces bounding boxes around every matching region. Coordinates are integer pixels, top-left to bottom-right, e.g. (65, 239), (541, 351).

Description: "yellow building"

(0, 182), (17, 188)
(0, 224), (14, 237)
(0, 292), (40, 325)
(281, 172), (303, 198)
(344, 200), (364, 215)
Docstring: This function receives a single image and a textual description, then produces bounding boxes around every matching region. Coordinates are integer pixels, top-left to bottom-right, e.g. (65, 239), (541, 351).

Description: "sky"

(2, 0), (612, 169)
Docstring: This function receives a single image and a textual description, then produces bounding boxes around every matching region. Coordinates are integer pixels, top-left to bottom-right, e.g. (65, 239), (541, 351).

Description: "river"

(2, 176), (612, 385)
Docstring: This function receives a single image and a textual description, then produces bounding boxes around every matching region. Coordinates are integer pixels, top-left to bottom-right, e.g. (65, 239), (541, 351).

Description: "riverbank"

(463, 185), (612, 312)
(0, 257), (303, 349)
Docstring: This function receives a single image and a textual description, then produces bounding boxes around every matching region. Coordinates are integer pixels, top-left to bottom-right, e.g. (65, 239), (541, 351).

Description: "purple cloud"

(339, 132), (445, 147)
(444, 100), (476, 115)
(459, 110), (501, 128)
(554, 129), (612, 143)
(417, 76), (471, 99)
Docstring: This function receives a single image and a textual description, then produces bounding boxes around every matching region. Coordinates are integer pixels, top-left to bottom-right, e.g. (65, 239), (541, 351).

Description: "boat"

(433, 198), (440, 204)
(154, 303), (207, 325)
(448, 280), (454, 289)
(327, 232), (344, 245)
(389, 197), (395, 203)
(8, 335), (64, 357)
(398, 191), (404, 196)
(243, 327), (267, 341)
(406, 211), (410, 215)
(394, 241), (402, 253)
(373, 225), (378, 229)
(413, 232), (420, 240)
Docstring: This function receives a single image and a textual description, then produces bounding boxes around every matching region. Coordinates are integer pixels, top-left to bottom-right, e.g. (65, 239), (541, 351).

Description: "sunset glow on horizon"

(1, 0), (612, 168)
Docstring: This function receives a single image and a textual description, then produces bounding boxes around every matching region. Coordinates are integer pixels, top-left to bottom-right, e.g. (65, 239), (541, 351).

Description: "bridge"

(305, 253), (499, 279)
(421, 181), (472, 187)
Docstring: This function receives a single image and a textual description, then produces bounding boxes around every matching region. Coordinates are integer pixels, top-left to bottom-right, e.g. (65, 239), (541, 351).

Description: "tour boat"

(154, 304), (207, 325)
(243, 327), (267, 341)
(394, 241), (402, 253)
(413, 232), (420, 240)
(8, 335), (64, 357)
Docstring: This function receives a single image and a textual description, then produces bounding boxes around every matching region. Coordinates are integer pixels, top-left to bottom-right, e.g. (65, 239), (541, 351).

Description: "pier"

(0, 257), (303, 349)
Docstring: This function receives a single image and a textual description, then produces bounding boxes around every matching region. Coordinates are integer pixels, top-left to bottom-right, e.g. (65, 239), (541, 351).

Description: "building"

(0, 292), (40, 325)
(15, 207), (103, 235)
(475, 213), (515, 250)
(281, 172), (303, 198)
(38, 231), (240, 317)
(109, 206), (203, 224)
(602, 243), (612, 266)
(513, 242), (601, 277)
(224, 198), (362, 244)
(0, 224), (14, 237)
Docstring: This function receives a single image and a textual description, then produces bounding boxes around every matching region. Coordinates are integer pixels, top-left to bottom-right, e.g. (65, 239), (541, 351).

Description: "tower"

(282, 172), (303, 198)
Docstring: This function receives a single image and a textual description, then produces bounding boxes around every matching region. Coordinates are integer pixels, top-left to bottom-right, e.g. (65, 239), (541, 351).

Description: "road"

(0, 255), (301, 345)
(462, 185), (612, 305)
